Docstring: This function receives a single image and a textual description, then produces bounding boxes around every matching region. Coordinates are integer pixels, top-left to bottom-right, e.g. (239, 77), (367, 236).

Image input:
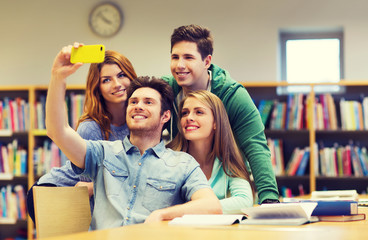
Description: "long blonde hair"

(76, 50), (137, 139)
(168, 90), (254, 193)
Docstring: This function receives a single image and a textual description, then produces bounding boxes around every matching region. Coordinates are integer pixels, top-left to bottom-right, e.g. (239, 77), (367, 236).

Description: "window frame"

(279, 30), (344, 94)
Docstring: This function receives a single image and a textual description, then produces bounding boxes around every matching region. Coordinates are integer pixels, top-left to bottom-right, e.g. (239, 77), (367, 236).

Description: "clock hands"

(96, 11), (112, 25)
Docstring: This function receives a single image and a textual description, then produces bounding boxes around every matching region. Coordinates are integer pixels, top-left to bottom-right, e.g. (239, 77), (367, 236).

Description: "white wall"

(1, 0), (368, 86)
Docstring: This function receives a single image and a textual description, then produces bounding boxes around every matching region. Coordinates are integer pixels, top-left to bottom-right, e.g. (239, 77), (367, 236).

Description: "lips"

(185, 125), (199, 131)
(112, 89), (126, 95)
(132, 114), (147, 120)
(176, 72), (189, 79)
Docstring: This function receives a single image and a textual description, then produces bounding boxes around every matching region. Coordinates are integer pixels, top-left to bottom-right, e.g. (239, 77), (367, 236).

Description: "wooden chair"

(33, 186), (92, 238)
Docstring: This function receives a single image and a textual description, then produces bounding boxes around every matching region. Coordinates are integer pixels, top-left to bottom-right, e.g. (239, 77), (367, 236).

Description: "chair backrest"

(33, 186), (92, 238)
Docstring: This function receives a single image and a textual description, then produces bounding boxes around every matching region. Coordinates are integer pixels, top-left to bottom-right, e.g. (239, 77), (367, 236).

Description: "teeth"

(112, 89), (125, 95)
(133, 115), (145, 119)
(186, 126), (198, 130)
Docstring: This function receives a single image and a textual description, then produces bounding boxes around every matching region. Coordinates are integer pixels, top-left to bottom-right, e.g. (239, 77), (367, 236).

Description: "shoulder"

(210, 64), (248, 100)
(77, 120), (103, 140)
(162, 74), (181, 95)
(77, 120), (101, 133)
(88, 139), (123, 152)
(161, 148), (199, 167)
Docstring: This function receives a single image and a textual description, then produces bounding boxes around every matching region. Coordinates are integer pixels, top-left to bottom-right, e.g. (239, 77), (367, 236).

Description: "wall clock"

(89, 2), (123, 38)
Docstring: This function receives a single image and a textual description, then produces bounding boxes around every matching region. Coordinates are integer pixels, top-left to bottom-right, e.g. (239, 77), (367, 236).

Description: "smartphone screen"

(70, 45), (105, 63)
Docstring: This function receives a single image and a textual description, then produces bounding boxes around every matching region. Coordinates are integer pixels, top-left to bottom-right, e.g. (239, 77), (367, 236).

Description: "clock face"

(89, 3), (123, 37)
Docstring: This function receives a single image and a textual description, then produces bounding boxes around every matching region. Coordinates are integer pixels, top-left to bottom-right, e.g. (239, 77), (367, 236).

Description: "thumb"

(70, 62), (84, 74)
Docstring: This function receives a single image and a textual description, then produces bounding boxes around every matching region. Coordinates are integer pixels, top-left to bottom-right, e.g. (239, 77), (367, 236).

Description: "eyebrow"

(129, 97), (157, 102)
(182, 106), (207, 111)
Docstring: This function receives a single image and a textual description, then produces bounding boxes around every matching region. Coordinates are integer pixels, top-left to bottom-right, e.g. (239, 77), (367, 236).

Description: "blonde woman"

(168, 90), (254, 214)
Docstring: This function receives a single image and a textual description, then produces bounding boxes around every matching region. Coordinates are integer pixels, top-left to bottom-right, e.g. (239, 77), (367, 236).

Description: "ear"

(161, 110), (171, 124)
(204, 55), (212, 69)
(213, 122), (216, 130)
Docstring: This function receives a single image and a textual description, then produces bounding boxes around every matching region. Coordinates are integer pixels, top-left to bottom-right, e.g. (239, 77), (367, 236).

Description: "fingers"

(73, 42), (84, 48)
(60, 42), (84, 61)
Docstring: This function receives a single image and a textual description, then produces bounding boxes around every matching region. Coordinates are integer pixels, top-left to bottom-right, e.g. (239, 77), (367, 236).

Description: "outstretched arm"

(144, 188), (222, 223)
(46, 43), (87, 169)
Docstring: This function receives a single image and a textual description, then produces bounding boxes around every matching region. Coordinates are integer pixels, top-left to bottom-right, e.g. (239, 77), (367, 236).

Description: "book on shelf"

(267, 138), (284, 176)
(240, 202), (318, 226)
(287, 147), (310, 176)
(0, 184), (26, 221)
(169, 214), (245, 226)
(326, 94), (338, 130)
(257, 99), (274, 127)
(363, 96), (368, 129)
(295, 147), (310, 176)
(34, 140), (62, 176)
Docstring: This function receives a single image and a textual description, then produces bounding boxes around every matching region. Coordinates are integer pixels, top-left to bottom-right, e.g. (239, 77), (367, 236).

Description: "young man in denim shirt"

(45, 43), (222, 230)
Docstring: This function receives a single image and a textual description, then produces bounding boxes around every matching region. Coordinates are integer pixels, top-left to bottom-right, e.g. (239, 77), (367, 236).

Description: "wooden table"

(41, 207), (368, 240)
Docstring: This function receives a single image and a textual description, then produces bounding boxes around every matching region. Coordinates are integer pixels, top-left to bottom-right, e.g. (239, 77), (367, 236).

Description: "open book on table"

(240, 202), (319, 226)
(168, 202), (318, 226)
(169, 214), (246, 226)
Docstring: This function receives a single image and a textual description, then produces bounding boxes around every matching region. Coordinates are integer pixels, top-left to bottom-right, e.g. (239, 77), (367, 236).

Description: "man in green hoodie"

(162, 24), (279, 204)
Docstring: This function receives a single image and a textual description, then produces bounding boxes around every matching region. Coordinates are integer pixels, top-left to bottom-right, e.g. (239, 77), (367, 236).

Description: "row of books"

(317, 95), (367, 130)
(315, 94), (338, 130)
(258, 93), (307, 130)
(0, 97), (29, 132)
(33, 140), (67, 177)
(0, 185), (26, 221)
(340, 98), (368, 130)
(0, 139), (27, 177)
(280, 185), (305, 198)
(34, 93), (85, 130)
(257, 93), (368, 130)
(268, 138), (311, 176)
(317, 142), (368, 177)
(268, 137), (368, 177)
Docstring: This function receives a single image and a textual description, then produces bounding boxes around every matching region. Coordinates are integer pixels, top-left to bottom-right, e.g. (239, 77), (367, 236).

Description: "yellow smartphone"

(70, 44), (105, 63)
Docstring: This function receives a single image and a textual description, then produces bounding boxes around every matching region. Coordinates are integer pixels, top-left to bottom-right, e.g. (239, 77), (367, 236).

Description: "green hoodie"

(163, 64), (279, 203)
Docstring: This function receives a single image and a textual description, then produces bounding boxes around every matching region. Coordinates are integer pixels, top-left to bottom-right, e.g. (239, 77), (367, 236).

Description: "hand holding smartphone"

(70, 44), (105, 63)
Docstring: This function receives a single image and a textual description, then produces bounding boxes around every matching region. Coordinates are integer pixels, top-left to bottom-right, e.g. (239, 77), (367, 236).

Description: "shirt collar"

(122, 136), (166, 158)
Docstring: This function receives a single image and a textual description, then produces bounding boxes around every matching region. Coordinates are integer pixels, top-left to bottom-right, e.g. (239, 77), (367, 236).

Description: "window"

(279, 29), (344, 93)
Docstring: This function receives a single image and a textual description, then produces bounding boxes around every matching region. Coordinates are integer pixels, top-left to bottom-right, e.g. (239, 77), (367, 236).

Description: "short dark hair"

(127, 76), (174, 115)
(170, 24), (213, 60)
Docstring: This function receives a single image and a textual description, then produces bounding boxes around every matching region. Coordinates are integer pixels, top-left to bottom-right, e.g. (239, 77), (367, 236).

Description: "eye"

(118, 72), (126, 78)
(145, 100), (153, 105)
(171, 55), (179, 60)
(181, 110), (189, 117)
(101, 78), (111, 83)
(196, 110), (204, 115)
(129, 99), (137, 105)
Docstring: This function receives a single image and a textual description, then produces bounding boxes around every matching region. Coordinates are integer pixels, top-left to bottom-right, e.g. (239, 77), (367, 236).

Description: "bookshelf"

(2, 82), (368, 238)
(245, 81), (368, 198)
(0, 85), (85, 240)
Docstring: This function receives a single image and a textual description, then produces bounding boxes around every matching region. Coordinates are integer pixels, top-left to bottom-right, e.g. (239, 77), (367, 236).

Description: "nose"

(134, 100), (144, 110)
(176, 57), (185, 69)
(185, 112), (195, 122)
(112, 77), (122, 89)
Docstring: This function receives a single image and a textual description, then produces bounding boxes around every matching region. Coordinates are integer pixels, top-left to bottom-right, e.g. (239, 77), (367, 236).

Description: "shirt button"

(112, 170), (115, 173)
(133, 185), (136, 188)
(127, 207), (130, 210)
(160, 186), (163, 189)
(138, 162), (142, 166)
(126, 217), (129, 220)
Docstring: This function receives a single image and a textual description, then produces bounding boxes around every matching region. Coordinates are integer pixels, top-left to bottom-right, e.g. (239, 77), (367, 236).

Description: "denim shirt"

(73, 136), (210, 230)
